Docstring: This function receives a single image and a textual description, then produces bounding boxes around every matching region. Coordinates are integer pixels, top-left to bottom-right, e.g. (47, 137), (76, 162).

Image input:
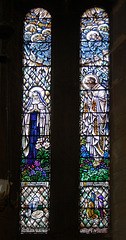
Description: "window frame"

(3, 1), (114, 240)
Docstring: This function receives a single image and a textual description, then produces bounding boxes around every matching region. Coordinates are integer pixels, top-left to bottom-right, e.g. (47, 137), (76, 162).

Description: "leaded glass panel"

(80, 8), (110, 234)
(20, 8), (51, 234)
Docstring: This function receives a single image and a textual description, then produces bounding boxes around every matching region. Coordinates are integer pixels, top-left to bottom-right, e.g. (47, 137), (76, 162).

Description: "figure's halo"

(82, 74), (98, 88)
(29, 86), (45, 98)
(86, 30), (100, 40)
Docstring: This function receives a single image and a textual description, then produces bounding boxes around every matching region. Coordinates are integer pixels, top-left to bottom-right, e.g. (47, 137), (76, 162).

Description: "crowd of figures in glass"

(20, 8), (51, 233)
(80, 8), (110, 233)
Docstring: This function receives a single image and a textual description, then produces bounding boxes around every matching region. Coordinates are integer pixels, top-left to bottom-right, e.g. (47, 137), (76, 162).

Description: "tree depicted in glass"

(80, 8), (110, 233)
(20, 8), (51, 233)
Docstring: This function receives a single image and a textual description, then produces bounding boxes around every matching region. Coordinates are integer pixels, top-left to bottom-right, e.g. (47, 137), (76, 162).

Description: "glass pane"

(80, 7), (110, 234)
(20, 8), (51, 234)
(80, 182), (109, 233)
(23, 43), (51, 66)
(21, 182), (49, 233)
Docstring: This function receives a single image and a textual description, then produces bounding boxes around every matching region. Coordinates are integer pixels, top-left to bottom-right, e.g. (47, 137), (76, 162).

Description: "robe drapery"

(82, 74), (107, 165)
(22, 87), (50, 163)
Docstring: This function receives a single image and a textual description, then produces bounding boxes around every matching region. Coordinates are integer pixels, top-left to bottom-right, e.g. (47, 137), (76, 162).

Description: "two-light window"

(20, 7), (110, 235)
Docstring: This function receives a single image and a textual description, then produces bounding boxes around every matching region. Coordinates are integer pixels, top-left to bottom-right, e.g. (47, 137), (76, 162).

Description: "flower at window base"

(42, 170), (46, 178)
(35, 142), (42, 149)
(29, 170), (36, 176)
(43, 140), (50, 149)
(35, 166), (40, 171)
(34, 160), (41, 167)
(35, 138), (50, 150)
(35, 138), (43, 149)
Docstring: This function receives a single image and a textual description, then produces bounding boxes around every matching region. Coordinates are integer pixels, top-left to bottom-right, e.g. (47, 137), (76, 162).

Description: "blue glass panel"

(24, 43), (51, 66)
(80, 40), (109, 66)
(24, 18), (51, 42)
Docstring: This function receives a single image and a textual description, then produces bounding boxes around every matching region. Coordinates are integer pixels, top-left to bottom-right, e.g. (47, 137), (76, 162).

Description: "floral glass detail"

(80, 8), (110, 233)
(20, 8), (51, 233)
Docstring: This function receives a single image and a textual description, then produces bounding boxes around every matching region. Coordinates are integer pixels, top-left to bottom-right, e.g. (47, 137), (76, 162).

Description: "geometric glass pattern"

(20, 8), (51, 233)
(20, 182), (49, 233)
(80, 8), (110, 233)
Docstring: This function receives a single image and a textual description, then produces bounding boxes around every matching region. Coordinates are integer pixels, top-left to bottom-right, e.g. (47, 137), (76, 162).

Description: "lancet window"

(79, 8), (110, 234)
(20, 8), (51, 233)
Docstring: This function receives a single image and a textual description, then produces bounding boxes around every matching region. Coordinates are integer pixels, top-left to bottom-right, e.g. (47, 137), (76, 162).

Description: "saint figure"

(22, 86), (50, 166)
(86, 193), (97, 220)
(82, 74), (107, 167)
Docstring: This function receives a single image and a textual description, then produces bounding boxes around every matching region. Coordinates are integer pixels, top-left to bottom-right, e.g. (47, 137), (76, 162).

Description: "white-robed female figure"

(22, 86), (50, 166)
(82, 74), (107, 167)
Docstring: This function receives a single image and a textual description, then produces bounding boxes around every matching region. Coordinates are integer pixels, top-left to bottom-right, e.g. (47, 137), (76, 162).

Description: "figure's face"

(32, 91), (40, 104)
(85, 77), (96, 89)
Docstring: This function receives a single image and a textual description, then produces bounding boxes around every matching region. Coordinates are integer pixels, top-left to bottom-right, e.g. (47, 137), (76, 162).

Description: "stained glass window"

(79, 8), (110, 234)
(20, 8), (51, 233)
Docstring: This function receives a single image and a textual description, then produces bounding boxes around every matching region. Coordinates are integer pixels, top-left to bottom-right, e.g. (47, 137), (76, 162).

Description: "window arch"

(79, 8), (110, 234)
(20, 8), (51, 233)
